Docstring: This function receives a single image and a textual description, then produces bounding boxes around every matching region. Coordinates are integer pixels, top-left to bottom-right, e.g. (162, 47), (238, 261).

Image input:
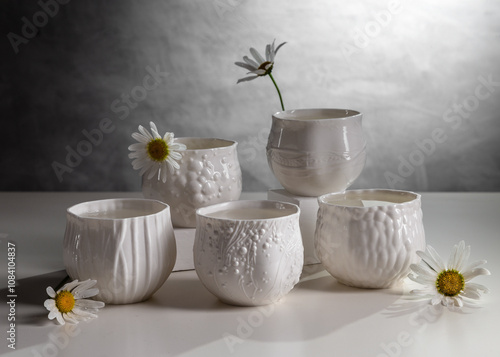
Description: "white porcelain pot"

(266, 108), (366, 196)
(194, 200), (304, 306)
(63, 198), (176, 304)
(315, 189), (426, 289)
(142, 137), (242, 228)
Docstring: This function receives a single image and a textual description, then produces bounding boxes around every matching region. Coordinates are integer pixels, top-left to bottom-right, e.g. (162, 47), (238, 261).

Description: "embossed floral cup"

(194, 200), (304, 306)
(315, 189), (426, 288)
(142, 138), (242, 228)
(63, 198), (176, 304)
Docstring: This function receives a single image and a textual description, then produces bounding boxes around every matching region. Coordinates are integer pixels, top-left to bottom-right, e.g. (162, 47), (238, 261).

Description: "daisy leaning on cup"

(128, 121), (187, 183)
(409, 240), (491, 310)
(44, 279), (105, 325)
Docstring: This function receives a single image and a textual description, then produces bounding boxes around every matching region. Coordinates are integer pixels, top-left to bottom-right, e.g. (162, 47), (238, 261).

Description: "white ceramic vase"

(315, 189), (426, 288)
(266, 108), (366, 196)
(194, 200), (304, 306)
(142, 137), (242, 228)
(63, 198), (176, 304)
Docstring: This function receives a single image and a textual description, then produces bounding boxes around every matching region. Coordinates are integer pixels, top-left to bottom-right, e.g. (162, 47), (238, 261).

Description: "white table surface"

(0, 192), (499, 357)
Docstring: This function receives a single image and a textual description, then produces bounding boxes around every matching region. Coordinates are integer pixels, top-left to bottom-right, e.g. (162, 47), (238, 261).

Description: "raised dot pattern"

(194, 217), (304, 306)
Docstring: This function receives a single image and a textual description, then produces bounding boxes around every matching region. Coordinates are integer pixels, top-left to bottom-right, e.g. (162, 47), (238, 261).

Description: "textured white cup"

(266, 108), (366, 196)
(315, 189), (426, 288)
(142, 137), (242, 228)
(63, 198), (176, 304)
(194, 200), (304, 306)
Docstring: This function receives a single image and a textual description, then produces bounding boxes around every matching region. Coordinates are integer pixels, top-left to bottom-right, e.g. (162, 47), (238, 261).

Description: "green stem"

(268, 73), (285, 111)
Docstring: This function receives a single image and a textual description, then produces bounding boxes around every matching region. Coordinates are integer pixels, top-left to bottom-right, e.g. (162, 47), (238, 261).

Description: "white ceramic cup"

(142, 137), (242, 228)
(194, 200), (304, 306)
(63, 198), (176, 304)
(315, 189), (426, 288)
(266, 108), (366, 196)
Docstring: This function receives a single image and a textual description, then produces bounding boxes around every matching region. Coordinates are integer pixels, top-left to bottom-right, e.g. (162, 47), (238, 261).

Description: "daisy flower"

(44, 279), (105, 325)
(235, 39), (286, 110)
(128, 121), (186, 183)
(409, 241), (490, 310)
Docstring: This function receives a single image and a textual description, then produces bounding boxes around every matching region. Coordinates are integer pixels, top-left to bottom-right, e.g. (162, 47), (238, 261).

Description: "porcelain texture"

(194, 200), (304, 306)
(266, 108), (366, 196)
(315, 189), (426, 289)
(63, 198), (176, 304)
(142, 137), (242, 228)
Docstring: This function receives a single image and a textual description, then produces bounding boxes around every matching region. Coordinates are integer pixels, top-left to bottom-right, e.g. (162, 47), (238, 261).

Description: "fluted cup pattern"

(63, 199), (176, 304)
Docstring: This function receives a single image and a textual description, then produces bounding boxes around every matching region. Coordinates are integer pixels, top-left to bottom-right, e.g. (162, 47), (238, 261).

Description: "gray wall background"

(1, 0), (499, 192)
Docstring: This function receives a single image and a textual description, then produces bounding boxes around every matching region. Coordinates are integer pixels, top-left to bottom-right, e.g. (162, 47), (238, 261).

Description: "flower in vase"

(128, 121), (187, 183)
(408, 240), (490, 310)
(44, 279), (105, 325)
(235, 39), (286, 110)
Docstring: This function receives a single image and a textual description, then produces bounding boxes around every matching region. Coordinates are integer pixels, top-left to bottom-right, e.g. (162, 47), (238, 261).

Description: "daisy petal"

(139, 163), (153, 177)
(169, 151), (182, 160)
(463, 259), (487, 273)
(462, 287), (482, 300)
(419, 245), (445, 272)
(63, 312), (80, 324)
(138, 125), (153, 141)
(76, 288), (99, 299)
(160, 163), (167, 183)
(250, 47), (265, 64)
(408, 272), (435, 285)
(237, 75), (259, 84)
(149, 122), (159, 135)
(128, 143), (146, 151)
(448, 241), (469, 271)
(170, 142), (187, 151)
(72, 307), (98, 319)
(44, 299), (56, 310)
(463, 267), (491, 281)
(164, 132), (174, 144)
(55, 313), (66, 325)
(243, 56), (259, 68)
(431, 295), (443, 305)
(46, 287), (56, 298)
(72, 279), (96, 297)
(59, 280), (80, 293)
(147, 165), (158, 180)
(410, 263), (436, 278)
(456, 243), (470, 271)
(235, 61), (257, 71)
(132, 132), (149, 144)
(76, 299), (105, 309)
(275, 41), (287, 54)
(48, 309), (59, 320)
(466, 282), (490, 294)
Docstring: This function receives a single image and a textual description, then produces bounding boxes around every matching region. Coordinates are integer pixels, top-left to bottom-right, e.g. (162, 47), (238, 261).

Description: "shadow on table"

(144, 267), (402, 346)
(0, 270), (68, 326)
(148, 273), (236, 311)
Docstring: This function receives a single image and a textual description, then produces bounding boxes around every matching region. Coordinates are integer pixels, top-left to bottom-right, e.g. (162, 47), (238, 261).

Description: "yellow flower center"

(55, 291), (75, 313)
(147, 139), (169, 162)
(436, 269), (465, 296)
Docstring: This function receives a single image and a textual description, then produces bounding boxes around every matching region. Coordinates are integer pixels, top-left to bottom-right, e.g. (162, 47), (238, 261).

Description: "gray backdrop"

(2, 0), (500, 192)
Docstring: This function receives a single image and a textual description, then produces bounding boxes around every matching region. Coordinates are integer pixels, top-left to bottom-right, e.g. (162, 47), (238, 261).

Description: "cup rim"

(196, 200), (300, 221)
(273, 108), (362, 121)
(174, 137), (237, 150)
(318, 189), (421, 208)
(67, 198), (170, 221)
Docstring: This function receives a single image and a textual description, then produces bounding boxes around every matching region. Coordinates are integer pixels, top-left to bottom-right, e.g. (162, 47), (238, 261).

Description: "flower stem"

(268, 73), (285, 111)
